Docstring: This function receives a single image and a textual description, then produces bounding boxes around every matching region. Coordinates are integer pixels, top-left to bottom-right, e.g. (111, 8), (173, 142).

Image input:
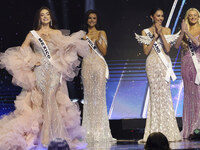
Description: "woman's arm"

(175, 20), (200, 48)
(96, 30), (107, 56)
(174, 31), (184, 49)
(22, 32), (40, 68)
(175, 20), (187, 49)
(142, 28), (158, 56)
(185, 29), (200, 47)
(21, 32), (32, 49)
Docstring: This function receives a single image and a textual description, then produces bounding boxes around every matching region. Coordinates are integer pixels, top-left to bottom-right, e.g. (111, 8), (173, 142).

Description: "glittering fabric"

(81, 49), (115, 143)
(0, 30), (88, 149)
(181, 37), (200, 139)
(143, 49), (181, 142)
(137, 36), (181, 142)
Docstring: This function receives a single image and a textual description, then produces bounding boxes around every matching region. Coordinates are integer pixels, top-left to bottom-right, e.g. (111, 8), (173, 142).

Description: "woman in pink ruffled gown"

(0, 6), (88, 149)
(175, 8), (200, 139)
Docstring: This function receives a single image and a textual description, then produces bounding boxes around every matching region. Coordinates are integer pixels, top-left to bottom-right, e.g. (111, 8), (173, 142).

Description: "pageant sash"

(144, 29), (177, 82)
(86, 36), (109, 79)
(188, 39), (200, 85)
(30, 30), (53, 60)
(30, 30), (62, 83)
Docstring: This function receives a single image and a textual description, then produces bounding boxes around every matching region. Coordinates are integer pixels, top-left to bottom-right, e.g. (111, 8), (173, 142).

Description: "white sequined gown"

(135, 31), (181, 142)
(0, 30), (89, 150)
(81, 41), (115, 143)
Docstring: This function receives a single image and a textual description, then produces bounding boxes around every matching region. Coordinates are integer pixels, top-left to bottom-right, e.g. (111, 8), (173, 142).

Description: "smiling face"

(151, 10), (164, 25)
(40, 9), (51, 25)
(87, 13), (97, 28)
(187, 10), (199, 25)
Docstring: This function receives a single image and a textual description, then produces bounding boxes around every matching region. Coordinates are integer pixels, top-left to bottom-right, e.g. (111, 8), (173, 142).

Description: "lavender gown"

(181, 36), (200, 138)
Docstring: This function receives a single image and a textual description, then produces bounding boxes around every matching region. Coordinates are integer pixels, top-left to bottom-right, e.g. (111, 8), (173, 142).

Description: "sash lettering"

(31, 30), (62, 83)
(144, 29), (177, 82)
(86, 36), (109, 79)
(188, 39), (200, 85)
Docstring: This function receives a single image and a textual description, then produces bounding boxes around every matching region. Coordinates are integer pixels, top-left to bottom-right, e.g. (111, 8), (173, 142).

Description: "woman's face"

(188, 10), (199, 25)
(152, 10), (164, 25)
(40, 9), (51, 25)
(87, 13), (97, 28)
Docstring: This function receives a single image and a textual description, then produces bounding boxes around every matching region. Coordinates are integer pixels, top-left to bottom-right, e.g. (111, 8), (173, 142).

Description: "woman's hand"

(152, 27), (159, 39)
(155, 23), (163, 36)
(32, 62), (41, 71)
(181, 20), (188, 33)
(35, 62), (41, 67)
(181, 20), (188, 34)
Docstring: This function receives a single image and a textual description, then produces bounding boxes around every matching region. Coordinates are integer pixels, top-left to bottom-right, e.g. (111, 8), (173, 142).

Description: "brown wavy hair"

(33, 6), (57, 30)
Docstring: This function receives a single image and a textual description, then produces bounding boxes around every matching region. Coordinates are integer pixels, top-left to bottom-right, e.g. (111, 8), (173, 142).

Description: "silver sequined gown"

(143, 47), (181, 141)
(135, 31), (181, 142)
(81, 41), (115, 142)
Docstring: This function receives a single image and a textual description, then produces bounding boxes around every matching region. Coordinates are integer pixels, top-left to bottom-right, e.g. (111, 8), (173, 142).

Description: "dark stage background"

(0, 0), (200, 119)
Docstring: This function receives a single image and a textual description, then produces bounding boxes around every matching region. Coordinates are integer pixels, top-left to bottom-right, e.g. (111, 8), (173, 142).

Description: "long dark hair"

(150, 8), (163, 17)
(145, 132), (171, 150)
(83, 9), (102, 33)
(33, 6), (57, 30)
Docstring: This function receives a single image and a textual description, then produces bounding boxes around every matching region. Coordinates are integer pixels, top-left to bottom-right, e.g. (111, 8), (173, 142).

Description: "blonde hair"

(184, 8), (200, 27)
(182, 8), (200, 51)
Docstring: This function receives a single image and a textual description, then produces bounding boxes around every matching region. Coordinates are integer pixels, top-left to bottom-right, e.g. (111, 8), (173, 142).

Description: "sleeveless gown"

(135, 31), (181, 142)
(181, 36), (200, 138)
(81, 37), (115, 143)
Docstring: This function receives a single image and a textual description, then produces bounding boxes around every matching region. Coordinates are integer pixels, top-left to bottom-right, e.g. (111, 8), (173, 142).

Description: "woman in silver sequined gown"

(81, 10), (115, 143)
(0, 7), (88, 150)
(136, 8), (181, 142)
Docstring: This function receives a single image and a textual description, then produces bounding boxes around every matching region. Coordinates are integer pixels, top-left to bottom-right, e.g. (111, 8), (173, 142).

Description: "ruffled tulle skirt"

(0, 30), (89, 150)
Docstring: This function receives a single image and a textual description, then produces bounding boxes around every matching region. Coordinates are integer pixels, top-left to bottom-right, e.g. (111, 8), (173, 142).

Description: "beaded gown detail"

(0, 30), (89, 150)
(181, 36), (200, 138)
(81, 38), (115, 143)
(135, 31), (181, 142)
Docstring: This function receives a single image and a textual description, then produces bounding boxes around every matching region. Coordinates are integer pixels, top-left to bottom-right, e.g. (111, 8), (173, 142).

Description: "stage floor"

(35, 140), (200, 150)
(1, 105), (200, 149)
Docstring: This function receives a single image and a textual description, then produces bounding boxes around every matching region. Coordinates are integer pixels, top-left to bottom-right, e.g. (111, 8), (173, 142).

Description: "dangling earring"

(152, 18), (154, 23)
(50, 20), (52, 26)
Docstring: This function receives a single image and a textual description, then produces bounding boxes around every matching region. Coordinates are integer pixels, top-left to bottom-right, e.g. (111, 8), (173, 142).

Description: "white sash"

(30, 30), (62, 83)
(188, 39), (200, 85)
(144, 29), (177, 82)
(86, 35), (109, 79)
(30, 30), (53, 60)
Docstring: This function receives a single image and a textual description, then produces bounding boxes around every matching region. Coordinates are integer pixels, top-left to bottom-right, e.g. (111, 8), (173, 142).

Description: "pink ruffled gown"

(181, 37), (200, 138)
(0, 30), (89, 150)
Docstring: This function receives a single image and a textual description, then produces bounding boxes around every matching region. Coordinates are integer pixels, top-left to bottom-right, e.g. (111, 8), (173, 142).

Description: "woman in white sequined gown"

(135, 8), (181, 142)
(0, 7), (88, 150)
(81, 10), (115, 143)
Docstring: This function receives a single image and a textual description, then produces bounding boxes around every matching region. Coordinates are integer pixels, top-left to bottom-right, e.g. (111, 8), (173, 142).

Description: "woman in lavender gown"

(175, 8), (200, 139)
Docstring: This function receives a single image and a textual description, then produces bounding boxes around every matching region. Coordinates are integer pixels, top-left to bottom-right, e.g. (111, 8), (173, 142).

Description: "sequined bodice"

(31, 37), (55, 57)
